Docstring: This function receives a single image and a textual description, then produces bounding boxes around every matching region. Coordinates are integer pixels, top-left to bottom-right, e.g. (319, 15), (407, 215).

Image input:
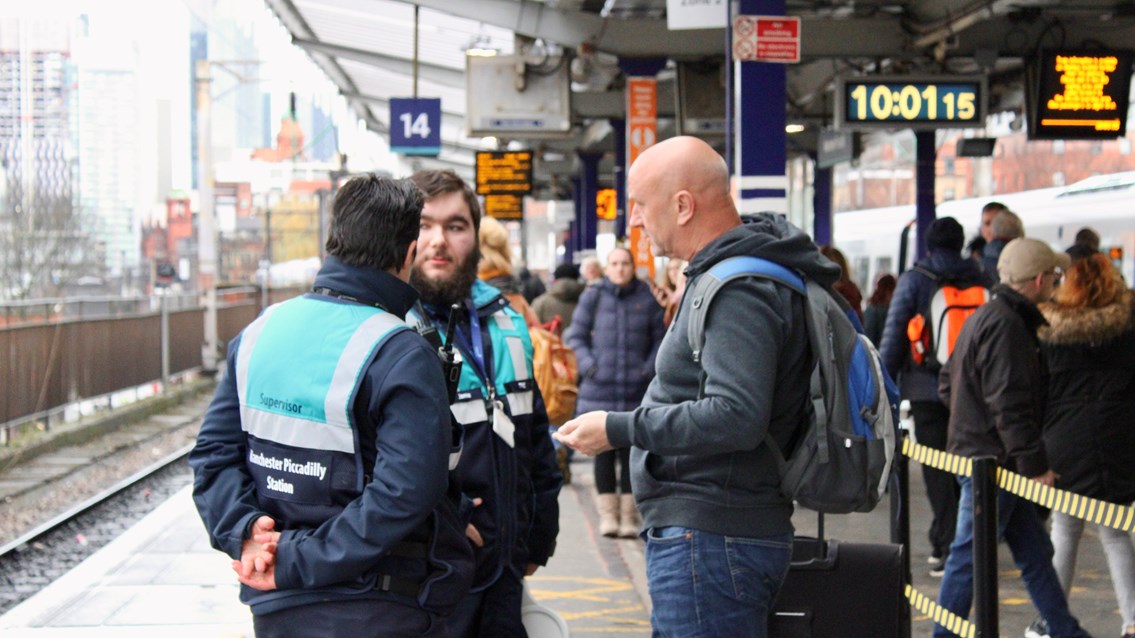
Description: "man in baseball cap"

(933, 236), (1087, 638)
(998, 238), (1071, 287)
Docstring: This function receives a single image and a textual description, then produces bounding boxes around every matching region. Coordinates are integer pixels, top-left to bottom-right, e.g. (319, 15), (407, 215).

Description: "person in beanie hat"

(879, 215), (992, 577)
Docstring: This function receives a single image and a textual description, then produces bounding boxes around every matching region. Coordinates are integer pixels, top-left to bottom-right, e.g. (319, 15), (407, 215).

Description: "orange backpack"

(907, 266), (990, 370)
(529, 316), (579, 426)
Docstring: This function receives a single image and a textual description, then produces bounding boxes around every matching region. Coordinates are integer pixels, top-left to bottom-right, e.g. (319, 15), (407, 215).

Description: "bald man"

(555, 136), (842, 638)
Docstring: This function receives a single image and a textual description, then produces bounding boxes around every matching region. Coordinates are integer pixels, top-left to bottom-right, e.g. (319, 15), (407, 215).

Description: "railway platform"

(0, 390), (1130, 637)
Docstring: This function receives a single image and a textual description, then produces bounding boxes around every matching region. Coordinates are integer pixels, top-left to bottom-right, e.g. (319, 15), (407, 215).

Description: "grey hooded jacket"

(606, 214), (840, 538)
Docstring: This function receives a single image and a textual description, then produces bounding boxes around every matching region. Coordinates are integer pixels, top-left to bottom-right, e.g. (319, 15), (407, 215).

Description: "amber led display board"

(1028, 50), (1133, 140)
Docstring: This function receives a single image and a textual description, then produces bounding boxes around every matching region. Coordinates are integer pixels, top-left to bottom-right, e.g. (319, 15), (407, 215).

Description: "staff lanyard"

(454, 299), (492, 384)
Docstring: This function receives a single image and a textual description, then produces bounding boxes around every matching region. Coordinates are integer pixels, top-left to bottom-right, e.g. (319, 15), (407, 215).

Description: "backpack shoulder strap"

(685, 256), (809, 471)
(911, 264), (940, 282)
(686, 255), (806, 365)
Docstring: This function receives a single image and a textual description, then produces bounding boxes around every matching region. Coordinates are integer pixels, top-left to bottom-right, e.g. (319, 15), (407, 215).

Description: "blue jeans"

(933, 477), (1089, 638)
(645, 526), (792, 638)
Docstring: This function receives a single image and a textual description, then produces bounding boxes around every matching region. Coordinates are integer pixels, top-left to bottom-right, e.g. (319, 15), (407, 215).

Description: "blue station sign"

(390, 97), (441, 155)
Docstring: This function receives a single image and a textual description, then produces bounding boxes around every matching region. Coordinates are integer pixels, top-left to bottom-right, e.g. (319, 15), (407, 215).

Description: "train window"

(853, 256), (870, 293)
(877, 257), (893, 278)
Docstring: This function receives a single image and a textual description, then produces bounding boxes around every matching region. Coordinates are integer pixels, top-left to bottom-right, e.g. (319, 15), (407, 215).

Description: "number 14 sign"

(390, 98), (441, 156)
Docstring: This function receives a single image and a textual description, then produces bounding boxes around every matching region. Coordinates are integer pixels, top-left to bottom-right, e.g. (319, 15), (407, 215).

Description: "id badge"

(492, 400), (516, 448)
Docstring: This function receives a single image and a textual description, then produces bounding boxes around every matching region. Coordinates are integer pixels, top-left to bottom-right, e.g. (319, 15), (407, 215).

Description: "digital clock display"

(837, 76), (987, 130)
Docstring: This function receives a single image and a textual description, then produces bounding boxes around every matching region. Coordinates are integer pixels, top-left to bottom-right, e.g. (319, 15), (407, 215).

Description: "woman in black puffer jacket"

(564, 247), (665, 538)
(1037, 252), (1135, 638)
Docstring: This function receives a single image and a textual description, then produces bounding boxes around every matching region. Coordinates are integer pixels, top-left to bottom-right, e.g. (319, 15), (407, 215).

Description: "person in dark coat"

(980, 209), (1024, 283)
(518, 265), (546, 303)
(863, 273), (896, 348)
(1037, 253), (1135, 638)
(564, 246), (665, 538)
(879, 216), (991, 574)
(531, 263), (584, 332)
(934, 238), (1088, 638)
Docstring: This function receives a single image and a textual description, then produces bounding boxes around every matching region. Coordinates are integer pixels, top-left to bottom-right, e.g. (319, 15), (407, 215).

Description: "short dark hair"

(409, 169), (481, 234)
(925, 216), (965, 252)
(325, 173), (423, 271)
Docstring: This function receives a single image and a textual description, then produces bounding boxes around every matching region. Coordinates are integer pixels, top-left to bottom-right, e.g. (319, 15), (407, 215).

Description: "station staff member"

(190, 174), (473, 638)
(409, 168), (562, 637)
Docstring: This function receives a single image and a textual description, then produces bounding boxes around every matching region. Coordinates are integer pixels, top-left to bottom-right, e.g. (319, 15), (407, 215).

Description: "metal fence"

(0, 286), (305, 434)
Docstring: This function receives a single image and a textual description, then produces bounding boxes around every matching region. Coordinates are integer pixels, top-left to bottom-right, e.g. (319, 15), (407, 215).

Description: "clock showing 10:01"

(836, 76), (987, 130)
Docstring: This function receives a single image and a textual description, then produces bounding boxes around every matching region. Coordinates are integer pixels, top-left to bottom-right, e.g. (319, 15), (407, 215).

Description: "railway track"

(0, 445), (195, 615)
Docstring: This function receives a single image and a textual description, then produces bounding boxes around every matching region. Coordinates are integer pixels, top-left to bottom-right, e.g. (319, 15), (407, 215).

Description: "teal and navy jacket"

(411, 279), (562, 591)
(190, 256), (472, 616)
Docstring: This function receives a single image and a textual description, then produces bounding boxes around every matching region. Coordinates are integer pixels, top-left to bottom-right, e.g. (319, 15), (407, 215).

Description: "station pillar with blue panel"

(813, 164), (833, 246)
(736, 0), (788, 217)
(915, 130), (937, 260)
(611, 118), (627, 239)
(569, 152), (601, 255)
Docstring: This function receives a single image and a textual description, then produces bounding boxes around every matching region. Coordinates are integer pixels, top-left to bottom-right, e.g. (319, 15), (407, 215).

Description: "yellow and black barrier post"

(972, 456), (999, 638)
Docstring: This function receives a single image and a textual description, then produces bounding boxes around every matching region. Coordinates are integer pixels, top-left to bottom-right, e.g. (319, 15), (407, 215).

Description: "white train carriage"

(832, 172), (1135, 292)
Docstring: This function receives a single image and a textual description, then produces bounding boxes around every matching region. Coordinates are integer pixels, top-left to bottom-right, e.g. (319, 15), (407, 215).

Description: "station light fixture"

(785, 123), (806, 134)
(464, 33), (499, 57)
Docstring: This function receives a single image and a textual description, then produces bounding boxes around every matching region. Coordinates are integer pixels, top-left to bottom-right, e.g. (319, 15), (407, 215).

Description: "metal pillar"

(973, 456), (1000, 638)
(612, 118), (627, 239)
(891, 429), (913, 638)
(915, 131), (937, 261)
(813, 165), (833, 245)
(570, 176), (583, 255)
(736, 0), (787, 215)
(578, 152), (600, 252)
(194, 59), (219, 373)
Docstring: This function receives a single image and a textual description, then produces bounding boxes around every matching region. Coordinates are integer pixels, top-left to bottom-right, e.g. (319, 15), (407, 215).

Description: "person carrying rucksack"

(553, 136), (848, 638)
(879, 216), (993, 577)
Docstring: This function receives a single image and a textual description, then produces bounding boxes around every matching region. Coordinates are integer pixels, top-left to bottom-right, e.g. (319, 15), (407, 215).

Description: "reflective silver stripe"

(324, 312), (407, 429)
(449, 449), (462, 471)
(505, 334), (530, 382)
(240, 405), (355, 453)
(451, 399), (488, 425)
(506, 390), (534, 416)
(235, 304), (280, 407)
(492, 312), (514, 329)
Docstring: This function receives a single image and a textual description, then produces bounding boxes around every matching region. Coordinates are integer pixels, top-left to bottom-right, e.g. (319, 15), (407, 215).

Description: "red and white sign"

(732, 15), (800, 64)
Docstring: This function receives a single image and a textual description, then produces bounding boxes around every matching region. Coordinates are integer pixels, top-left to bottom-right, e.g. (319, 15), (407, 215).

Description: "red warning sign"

(732, 15), (800, 64)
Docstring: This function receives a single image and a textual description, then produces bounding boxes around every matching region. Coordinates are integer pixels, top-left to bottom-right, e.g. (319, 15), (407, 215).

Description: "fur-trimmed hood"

(1038, 289), (1135, 346)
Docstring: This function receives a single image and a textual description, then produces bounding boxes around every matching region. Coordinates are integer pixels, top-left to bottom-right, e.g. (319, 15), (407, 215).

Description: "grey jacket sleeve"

(608, 279), (790, 456)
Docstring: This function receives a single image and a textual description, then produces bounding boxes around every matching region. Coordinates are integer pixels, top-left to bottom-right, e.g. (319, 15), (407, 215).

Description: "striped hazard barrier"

(902, 439), (1135, 533)
(905, 584), (977, 638)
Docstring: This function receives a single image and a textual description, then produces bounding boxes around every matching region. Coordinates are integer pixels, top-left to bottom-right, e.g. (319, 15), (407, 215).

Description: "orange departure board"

(1030, 50), (1133, 140)
(475, 151), (533, 195)
(483, 194), (524, 220)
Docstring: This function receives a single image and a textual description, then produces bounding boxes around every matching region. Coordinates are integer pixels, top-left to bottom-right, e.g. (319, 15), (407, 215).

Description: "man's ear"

(396, 239), (418, 282)
(675, 190), (694, 226)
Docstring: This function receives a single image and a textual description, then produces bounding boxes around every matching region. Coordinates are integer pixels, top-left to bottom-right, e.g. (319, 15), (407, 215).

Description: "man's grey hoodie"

(606, 214), (840, 537)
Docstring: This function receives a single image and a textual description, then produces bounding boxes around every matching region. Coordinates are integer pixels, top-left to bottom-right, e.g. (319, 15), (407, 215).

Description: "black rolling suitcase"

(770, 522), (906, 638)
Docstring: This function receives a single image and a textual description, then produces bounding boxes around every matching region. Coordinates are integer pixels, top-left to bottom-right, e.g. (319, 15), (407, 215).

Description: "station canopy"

(264, 0), (1135, 194)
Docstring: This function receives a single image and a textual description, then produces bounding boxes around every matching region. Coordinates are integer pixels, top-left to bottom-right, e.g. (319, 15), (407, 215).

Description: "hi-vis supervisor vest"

(410, 303), (536, 446)
(236, 296), (407, 525)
